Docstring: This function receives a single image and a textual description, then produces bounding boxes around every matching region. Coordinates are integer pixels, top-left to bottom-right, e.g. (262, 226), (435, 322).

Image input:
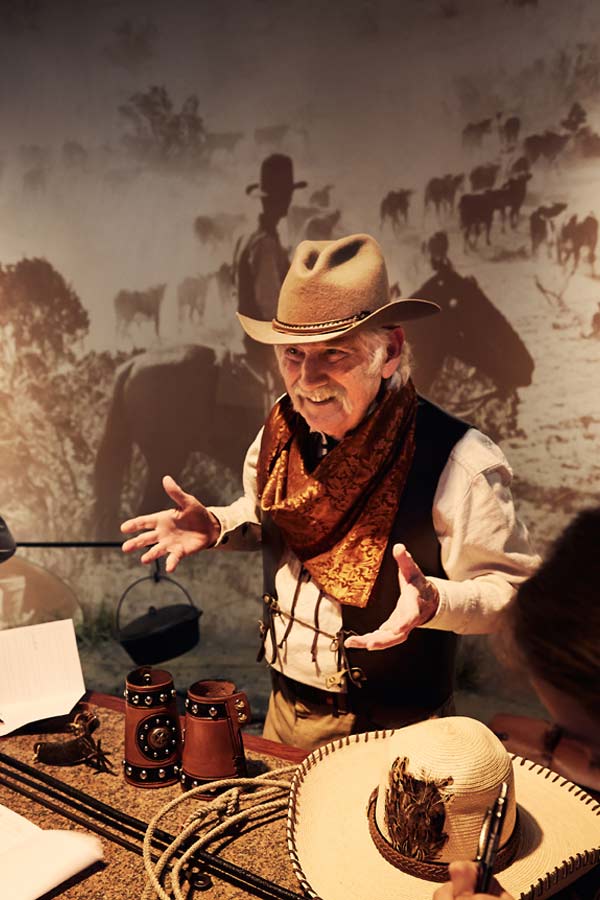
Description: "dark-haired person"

(435, 507), (600, 900)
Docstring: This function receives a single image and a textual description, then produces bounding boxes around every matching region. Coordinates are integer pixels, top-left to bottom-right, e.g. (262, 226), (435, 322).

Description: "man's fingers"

(162, 475), (193, 508)
(344, 628), (409, 651)
(448, 860), (478, 895)
(165, 550), (183, 574)
(121, 516), (158, 535)
(393, 543), (427, 590)
(121, 531), (159, 553)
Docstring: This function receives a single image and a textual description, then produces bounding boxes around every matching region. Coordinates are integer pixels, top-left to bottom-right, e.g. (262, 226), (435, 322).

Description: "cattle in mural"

(523, 130), (570, 166)
(497, 114), (521, 151)
(557, 213), (598, 273)
(287, 204), (321, 241)
(309, 184), (334, 207)
(177, 274), (210, 326)
(458, 191), (498, 248)
(92, 345), (266, 538)
(529, 202), (568, 257)
(424, 173), (464, 220)
(193, 212), (246, 247)
(379, 189), (414, 232)
(502, 172), (532, 229)
(204, 131), (244, 158)
(114, 284), (166, 341)
(469, 162), (501, 192)
(461, 118), (493, 150)
(508, 155), (530, 177)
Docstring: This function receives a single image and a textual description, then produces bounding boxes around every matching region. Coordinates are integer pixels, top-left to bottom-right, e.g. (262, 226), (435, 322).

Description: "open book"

(0, 803), (103, 900)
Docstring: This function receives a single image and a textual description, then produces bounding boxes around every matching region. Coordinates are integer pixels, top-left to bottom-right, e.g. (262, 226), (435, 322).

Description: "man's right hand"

(120, 475), (221, 573)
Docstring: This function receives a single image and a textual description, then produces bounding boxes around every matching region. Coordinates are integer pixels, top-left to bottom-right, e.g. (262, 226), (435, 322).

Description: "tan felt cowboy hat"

(287, 717), (600, 900)
(246, 153), (307, 198)
(237, 233), (439, 345)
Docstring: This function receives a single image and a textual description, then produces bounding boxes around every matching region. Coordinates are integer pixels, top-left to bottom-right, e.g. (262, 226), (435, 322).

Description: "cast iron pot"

(115, 566), (202, 665)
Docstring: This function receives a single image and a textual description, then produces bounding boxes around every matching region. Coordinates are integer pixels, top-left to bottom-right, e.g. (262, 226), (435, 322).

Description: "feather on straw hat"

(287, 717), (600, 900)
(237, 233), (439, 345)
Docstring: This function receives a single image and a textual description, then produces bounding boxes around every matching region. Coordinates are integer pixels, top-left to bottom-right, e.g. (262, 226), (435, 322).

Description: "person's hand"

(432, 861), (514, 899)
(120, 475), (221, 573)
(344, 543), (440, 650)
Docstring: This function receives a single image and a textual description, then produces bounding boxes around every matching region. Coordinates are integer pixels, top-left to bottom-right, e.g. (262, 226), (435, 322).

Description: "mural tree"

(119, 85), (208, 167)
(0, 259), (126, 539)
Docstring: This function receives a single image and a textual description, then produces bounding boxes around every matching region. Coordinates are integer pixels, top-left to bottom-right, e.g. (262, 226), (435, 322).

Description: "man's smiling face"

(276, 329), (403, 439)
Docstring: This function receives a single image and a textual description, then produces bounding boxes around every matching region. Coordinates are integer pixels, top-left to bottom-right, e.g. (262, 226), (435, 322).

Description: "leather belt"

(272, 670), (351, 715)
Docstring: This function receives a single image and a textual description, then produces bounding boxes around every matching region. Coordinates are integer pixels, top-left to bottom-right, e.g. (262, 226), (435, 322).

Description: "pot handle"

(115, 560), (198, 637)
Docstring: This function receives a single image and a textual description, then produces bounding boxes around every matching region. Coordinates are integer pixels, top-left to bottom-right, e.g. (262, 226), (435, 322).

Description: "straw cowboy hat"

(287, 717), (600, 900)
(245, 153), (307, 198)
(237, 233), (439, 345)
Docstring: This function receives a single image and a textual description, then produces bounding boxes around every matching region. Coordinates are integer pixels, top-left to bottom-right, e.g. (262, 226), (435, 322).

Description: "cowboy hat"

(237, 233), (439, 345)
(245, 153), (307, 198)
(287, 717), (600, 900)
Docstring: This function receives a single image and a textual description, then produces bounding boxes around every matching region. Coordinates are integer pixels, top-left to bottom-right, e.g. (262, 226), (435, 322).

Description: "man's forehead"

(281, 333), (365, 352)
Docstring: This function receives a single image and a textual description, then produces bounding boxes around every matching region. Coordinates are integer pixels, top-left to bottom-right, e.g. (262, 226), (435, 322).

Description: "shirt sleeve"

(419, 429), (541, 635)
(206, 427), (264, 551)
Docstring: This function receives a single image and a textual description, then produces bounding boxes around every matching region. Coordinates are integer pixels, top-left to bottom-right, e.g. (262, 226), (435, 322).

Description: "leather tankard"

(181, 680), (251, 790)
(123, 666), (182, 787)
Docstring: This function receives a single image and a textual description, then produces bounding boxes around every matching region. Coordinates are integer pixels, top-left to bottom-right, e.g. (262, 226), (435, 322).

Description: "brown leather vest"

(260, 396), (470, 721)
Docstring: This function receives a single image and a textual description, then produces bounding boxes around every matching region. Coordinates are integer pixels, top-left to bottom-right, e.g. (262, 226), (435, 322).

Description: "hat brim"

(287, 731), (600, 900)
(237, 298), (440, 345)
(246, 180), (307, 197)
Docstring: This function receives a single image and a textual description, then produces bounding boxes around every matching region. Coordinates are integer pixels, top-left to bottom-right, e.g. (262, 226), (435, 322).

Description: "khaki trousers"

(262, 672), (455, 753)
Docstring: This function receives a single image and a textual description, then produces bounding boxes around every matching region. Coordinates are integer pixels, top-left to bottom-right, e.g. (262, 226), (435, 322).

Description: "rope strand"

(142, 768), (297, 900)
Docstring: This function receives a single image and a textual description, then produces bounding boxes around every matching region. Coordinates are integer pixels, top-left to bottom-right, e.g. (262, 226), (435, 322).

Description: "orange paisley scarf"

(256, 380), (418, 608)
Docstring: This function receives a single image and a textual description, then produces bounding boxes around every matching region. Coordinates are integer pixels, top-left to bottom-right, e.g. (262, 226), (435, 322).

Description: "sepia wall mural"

(0, 0), (599, 705)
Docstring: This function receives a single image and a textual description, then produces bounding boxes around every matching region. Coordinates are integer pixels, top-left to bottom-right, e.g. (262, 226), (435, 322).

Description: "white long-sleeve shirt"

(209, 426), (540, 692)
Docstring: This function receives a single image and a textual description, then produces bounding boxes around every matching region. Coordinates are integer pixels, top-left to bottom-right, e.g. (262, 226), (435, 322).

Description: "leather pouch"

(123, 666), (182, 787)
(181, 679), (251, 789)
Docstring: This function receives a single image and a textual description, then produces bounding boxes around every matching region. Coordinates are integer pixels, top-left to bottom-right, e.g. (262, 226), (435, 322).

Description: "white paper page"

(0, 619), (86, 736)
(0, 803), (41, 854)
(0, 826), (103, 900)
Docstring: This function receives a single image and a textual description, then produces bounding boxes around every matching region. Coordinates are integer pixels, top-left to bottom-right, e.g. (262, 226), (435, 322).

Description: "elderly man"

(121, 233), (539, 752)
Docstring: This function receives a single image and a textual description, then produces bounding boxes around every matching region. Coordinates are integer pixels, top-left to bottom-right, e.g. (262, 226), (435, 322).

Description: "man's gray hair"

(354, 328), (412, 389)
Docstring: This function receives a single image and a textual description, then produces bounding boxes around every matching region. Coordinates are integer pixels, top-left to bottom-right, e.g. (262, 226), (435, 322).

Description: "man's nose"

(299, 355), (327, 386)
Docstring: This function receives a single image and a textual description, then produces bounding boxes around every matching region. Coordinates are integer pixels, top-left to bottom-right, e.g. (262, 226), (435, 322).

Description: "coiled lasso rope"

(142, 766), (298, 900)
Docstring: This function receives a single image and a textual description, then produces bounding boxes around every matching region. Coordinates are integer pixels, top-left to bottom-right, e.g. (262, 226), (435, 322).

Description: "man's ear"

(381, 327), (405, 378)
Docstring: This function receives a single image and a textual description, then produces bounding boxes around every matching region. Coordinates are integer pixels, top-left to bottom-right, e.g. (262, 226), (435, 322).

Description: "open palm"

(344, 543), (439, 651)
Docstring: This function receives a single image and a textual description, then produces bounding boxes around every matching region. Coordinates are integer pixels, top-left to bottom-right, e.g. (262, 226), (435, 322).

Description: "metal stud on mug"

(123, 666), (182, 787)
(181, 680), (251, 790)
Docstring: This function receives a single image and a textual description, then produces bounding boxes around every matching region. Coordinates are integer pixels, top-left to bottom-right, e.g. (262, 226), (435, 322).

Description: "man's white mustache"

(292, 386), (345, 403)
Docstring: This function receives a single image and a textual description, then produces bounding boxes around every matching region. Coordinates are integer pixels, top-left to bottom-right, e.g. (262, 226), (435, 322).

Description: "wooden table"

(0, 691), (306, 900)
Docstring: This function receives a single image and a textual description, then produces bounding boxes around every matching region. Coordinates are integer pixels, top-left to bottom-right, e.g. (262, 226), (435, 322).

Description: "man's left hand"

(344, 543), (440, 651)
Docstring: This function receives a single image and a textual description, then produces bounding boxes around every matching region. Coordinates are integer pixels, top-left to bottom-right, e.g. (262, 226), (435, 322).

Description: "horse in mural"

(92, 344), (266, 539)
(94, 273), (534, 538)
(406, 265), (534, 437)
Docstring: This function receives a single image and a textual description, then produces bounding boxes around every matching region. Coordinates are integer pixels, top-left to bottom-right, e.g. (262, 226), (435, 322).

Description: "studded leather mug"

(123, 666), (182, 787)
(180, 680), (251, 790)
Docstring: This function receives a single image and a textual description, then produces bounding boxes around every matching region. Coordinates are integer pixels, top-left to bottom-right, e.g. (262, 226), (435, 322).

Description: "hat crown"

(277, 233), (390, 329)
(260, 153), (296, 195)
(375, 717), (516, 864)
